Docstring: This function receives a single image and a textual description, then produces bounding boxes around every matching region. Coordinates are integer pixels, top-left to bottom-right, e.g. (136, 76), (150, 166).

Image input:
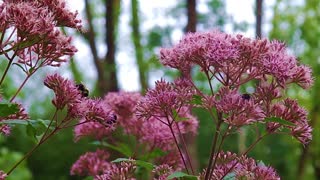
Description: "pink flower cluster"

(0, 0), (81, 68)
(160, 30), (313, 89)
(200, 151), (280, 180)
(71, 149), (137, 179)
(44, 74), (116, 134)
(0, 170), (7, 180)
(159, 30), (313, 145)
(71, 91), (198, 176)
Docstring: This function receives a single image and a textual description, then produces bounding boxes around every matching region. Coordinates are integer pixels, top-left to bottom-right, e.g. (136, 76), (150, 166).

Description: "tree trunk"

(104, 0), (119, 93)
(255, 0), (263, 38)
(186, 0), (197, 33)
(131, 0), (148, 92)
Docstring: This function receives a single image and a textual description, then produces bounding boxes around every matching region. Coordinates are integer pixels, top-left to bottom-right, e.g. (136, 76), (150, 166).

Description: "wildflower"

(152, 164), (173, 180)
(70, 149), (113, 176)
(44, 73), (82, 110)
(74, 119), (114, 141)
(0, 125), (10, 136)
(95, 159), (136, 180)
(136, 78), (195, 123)
(200, 151), (280, 180)
(1, 0), (80, 68)
(268, 99), (312, 145)
(103, 92), (143, 135)
(0, 170), (7, 180)
(215, 87), (265, 126)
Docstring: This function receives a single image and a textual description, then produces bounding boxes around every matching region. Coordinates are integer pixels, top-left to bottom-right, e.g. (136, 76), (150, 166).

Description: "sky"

(66, 0), (276, 92)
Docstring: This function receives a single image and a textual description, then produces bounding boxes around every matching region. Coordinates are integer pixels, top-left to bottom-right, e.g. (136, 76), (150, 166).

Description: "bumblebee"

(76, 83), (89, 97)
(241, 93), (251, 100)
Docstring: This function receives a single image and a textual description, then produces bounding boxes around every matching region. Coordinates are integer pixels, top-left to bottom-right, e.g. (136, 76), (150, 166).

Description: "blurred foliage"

(0, 137), (32, 180)
(268, 0), (320, 179)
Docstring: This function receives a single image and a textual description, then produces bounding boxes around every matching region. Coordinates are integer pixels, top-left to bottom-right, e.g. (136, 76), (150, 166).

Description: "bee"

(76, 83), (89, 97)
(241, 93), (251, 100)
(106, 114), (117, 125)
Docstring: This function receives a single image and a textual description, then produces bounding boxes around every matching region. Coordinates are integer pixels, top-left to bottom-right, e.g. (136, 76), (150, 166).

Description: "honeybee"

(76, 83), (89, 97)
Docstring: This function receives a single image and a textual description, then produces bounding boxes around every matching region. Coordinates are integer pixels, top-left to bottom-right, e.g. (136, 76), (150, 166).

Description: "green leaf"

(172, 109), (189, 122)
(167, 172), (198, 180)
(111, 158), (155, 170)
(191, 95), (203, 105)
(139, 148), (166, 161)
(0, 103), (19, 117)
(223, 172), (236, 180)
(0, 119), (53, 142)
(91, 141), (133, 157)
(264, 117), (296, 126)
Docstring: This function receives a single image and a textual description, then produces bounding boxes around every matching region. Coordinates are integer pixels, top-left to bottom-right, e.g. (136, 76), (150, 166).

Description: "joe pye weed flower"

(0, 0), (314, 179)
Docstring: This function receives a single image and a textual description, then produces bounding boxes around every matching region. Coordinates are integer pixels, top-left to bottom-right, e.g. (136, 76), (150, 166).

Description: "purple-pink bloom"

(44, 73), (82, 110)
(74, 119), (114, 141)
(152, 164), (174, 180)
(268, 99), (312, 145)
(215, 87), (265, 126)
(0, 170), (6, 180)
(202, 151), (280, 180)
(136, 78), (195, 123)
(70, 149), (113, 176)
(94, 159), (137, 180)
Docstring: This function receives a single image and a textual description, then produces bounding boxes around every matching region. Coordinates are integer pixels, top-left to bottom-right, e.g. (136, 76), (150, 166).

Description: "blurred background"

(1, 0), (320, 179)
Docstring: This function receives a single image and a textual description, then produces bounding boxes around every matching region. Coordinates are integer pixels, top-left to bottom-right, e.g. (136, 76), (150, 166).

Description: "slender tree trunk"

(186, 0), (197, 33)
(255, 0), (263, 38)
(104, 0), (119, 93)
(131, 0), (148, 92)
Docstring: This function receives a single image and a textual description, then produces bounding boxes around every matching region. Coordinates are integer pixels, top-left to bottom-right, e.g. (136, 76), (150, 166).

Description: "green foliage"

(0, 147), (32, 180)
(0, 103), (19, 117)
(167, 171), (198, 180)
(1, 119), (53, 143)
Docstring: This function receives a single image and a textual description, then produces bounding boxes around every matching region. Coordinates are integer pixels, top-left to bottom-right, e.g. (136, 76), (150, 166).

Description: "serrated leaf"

(265, 117), (296, 126)
(167, 172), (198, 180)
(223, 172), (236, 180)
(0, 103), (19, 117)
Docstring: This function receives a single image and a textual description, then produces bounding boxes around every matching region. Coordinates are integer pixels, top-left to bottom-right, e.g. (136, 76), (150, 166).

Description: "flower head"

(71, 149), (113, 176)
(201, 151), (280, 180)
(44, 73), (82, 110)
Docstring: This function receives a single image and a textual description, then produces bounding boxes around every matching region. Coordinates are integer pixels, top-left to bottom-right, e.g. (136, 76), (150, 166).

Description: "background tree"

(270, 0), (320, 179)
(83, 0), (120, 95)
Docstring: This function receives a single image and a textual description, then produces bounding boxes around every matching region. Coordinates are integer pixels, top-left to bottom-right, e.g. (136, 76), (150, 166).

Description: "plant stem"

(6, 112), (59, 175)
(168, 123), (190, 174)
(10, 75), (31, 102)
(7, 127), (58, 175)
(175, 122), (195, 174)
(0, 59), (13, 86)
(219, 133), (268, 179)
(209, 125), (230, 179)
(204, 119), (222, 180)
